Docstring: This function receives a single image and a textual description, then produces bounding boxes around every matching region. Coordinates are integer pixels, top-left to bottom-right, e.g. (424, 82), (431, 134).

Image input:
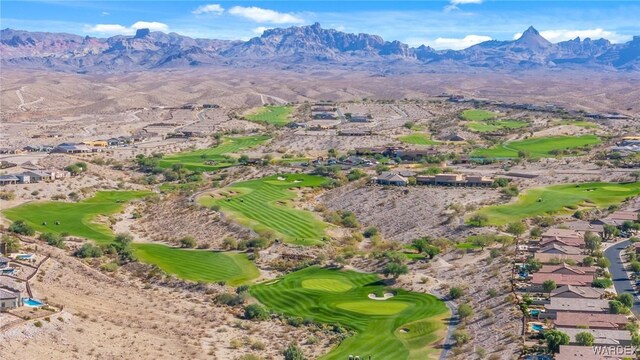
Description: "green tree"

(179, 236), (197, 248)
(283, 343), (307, 360)
(75, 243), (103, 258)
(363, 227), (378, 238)
(592, 278), (613, 288)
(64, 164), (82, 175)
(544, 329), (570, 353)
(412, 237), (429, 253)
(618, 293), (634, 308)
(110, 232), (135, 263)
(597, 257), (611, 269)
(542, 280), (557, 296)
(582, 256), (594, 266)
(238, 155), (249, 164)
(603, 224), (620, 240)
(458, 304), (473, 319)
(383, 262), (408, 279)
(1, 235), (21, 254)
(452, 329), (470, 345)
(609, 300), (627, 314)
(449, 287), (464, 299)
(526, 258), (542, 272)
(244, 304), (269, 321)
(630, 261), (640, 273)
(40, 232), (65, 248)
(9, 220), (35, 236)
(575, 331), (594, 346)
(584, 231), (602, 254)
(506, 222), (527, 238)
(468, 214), (489, 227)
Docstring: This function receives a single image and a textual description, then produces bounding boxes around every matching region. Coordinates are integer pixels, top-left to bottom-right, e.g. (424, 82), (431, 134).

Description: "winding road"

(604, 239), (640, 316)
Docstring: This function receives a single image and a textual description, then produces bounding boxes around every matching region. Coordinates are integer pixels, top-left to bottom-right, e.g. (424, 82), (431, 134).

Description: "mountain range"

(1, 23), (639, 73)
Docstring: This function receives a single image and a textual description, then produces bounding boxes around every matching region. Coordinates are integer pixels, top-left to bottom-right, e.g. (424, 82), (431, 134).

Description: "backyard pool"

(532, 324), (544, 332)
(529, 309), (540, 316)
(23, 298), (44, 307)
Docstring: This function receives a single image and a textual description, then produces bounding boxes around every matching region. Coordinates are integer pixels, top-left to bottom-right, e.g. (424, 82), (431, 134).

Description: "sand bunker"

(368, 292), (395, 300)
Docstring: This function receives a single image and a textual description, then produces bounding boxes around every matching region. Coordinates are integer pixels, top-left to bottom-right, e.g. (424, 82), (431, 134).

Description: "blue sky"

(1, 1), (639, 49)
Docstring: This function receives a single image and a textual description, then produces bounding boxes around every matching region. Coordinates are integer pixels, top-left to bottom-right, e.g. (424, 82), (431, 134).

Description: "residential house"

(416, 173), (494, 187)
(0, 257), (10, 268)
(559, 220), (605, 236)
(557, 327), (632, 346)
(539, 228), (585, 248)
(531, 272), (594, 287)
(554, 312), (628, 329)
(15, 173), (30, 184)
(534, 244), (586, 263)
(0, 175), (19, 186)
(21, 170), (53, 182)
(349, 114), (370, 123)
(0, 288), (22, 311)
(448, 134), (466, 142)
(339, 129), (372, 136)
(544, 298), (609, 317)
(375, 172), (408, 186)
(537, 264), (596, 276)
(550, 285), (604, 299)
(52, 143), (91, 153)
(394, 149), (439, 161)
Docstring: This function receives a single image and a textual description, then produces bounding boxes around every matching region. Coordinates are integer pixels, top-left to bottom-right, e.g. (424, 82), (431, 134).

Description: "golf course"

(473, 181), (640, 225)
(470, 134), (601, 159)
(132, 244), (259, 285)
(2, 190), (151, 244)
(158, 135), (270, 172)
(198, 174), (329, 245)
(461, 109), (497, 121)
(244, 105), (294, 127)
(398, 133), (440, 145)
(251, 266), (449, 360)
(466, 119), (528, 133)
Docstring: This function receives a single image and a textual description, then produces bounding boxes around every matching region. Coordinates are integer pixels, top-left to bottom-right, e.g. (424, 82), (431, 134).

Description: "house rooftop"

(551, 285), (604, 299)
(538, 263), (596, 275)
(545, 297), (609, 312)
(542, 228), (583, 237)
(559, 220), (605, 233)
(531, 272), (593, 286)
(377, 172), (408, 182)
(555, 312), (628, 329)
(538, 244), (583, 255)
(0, 288), (20, 300)
(556, 327), (632, 345)
(556, 345), (622, 360)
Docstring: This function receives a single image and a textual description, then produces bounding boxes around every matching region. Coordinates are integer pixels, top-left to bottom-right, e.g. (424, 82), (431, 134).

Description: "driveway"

(604, 239), (640, 315)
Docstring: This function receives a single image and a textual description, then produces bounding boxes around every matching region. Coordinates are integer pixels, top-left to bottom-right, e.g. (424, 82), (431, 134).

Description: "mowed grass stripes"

(251, 267), (448, 360)
(198, 174), (329, 245)
(2, 190), (152, 244)
(132, 244), (259, 285)
(158, 135), (270, 172)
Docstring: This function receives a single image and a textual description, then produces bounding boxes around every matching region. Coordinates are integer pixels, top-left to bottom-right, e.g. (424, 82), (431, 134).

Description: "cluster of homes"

(374, 172), (494, 187)
(1, 254), (37, 311)
(0, 135), (149, 156)
(0, 168), (70, 186)
(517, 210), (640, 357)
(611, 136), (640, 156)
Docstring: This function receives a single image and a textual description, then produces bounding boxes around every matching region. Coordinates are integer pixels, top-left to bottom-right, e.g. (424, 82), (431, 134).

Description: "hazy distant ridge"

(2, 23), (639, 72)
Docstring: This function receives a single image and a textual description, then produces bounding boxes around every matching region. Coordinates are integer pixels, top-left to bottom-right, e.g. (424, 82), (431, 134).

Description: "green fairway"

(466, 119), (528, 133)
(251, 267), (449, 360)
(197, 174), (329, 246)
(2, 191), (151, 244)
(158, 135), (270, 172)
(301, 278), (353, 292)
(461, 109), (497, 121)
(471, 135), (601, 159)
(132, 244), (259, 285)
(398, 133), (440, 145)
(245, 105), (294, 127)
(473, 181), (640, 225)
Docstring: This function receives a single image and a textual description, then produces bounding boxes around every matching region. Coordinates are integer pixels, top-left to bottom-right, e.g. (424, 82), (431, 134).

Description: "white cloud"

(445, 0), (483, 12)
(86, 21), (169, 35)
(413, 34), (491, 50)
(228, 6), (304, 24)
(252, 26), (269, 35)
(101, 11), (110, 16)
(512, 28), (632, 43)
(192, 4), (224, 15)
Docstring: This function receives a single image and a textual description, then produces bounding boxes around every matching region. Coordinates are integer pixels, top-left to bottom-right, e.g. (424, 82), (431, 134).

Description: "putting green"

(461, 109), (497, 121)
(197, 174), (329, 245)
(132, 244), (258, 286)
(471, 134), (601, 159)
(336, 301), (409, 315)
(158, 135), (270, 172)
(473, 181), (640, 225)
(251, 266), (448, 360)
(301, 278), (353, 292)
(398, 133), (440, 145)
(467, 119), (528, 133)
(2, 191), (152, 244)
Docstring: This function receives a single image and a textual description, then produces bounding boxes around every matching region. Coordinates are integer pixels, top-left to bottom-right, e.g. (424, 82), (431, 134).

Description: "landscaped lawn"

(466, 119), (528, 133)
(197, 174), (329, 245)
(398, 133), (440, 145)
(2, 191), (151, 244)
(251, 266), (449, 360)
(556, 120), (599, 128)
(245, 105), (294, 127)
(473, 181), (640, 225)
(132, 244), (259, 285)
(158, 135), (270, 172)
(461, 109), (497, 121)
(470, 135), (601, 159)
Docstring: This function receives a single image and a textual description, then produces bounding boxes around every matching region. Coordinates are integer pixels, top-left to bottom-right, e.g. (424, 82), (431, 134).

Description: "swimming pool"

(531, 324), (544, 332)
(529, 309), (540, 316)
(23, 298), (44, 307)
